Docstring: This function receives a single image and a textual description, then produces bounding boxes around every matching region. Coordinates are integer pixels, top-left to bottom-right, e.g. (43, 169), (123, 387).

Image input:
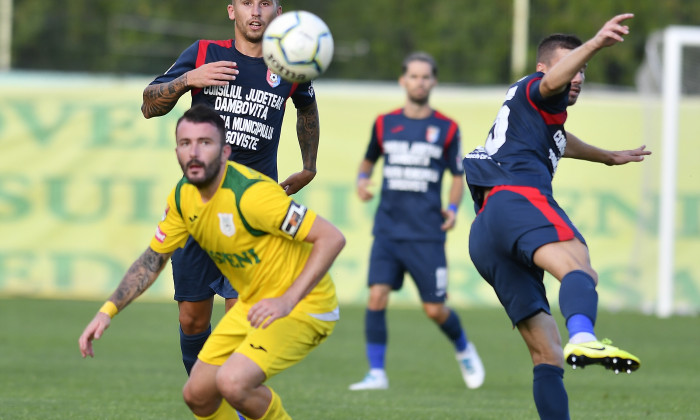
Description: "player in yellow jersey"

(79, 104), (345, 420)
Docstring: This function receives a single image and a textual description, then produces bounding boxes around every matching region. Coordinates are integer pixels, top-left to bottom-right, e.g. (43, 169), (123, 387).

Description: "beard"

(179, 157), (223, 188)
(236, 19), (265, 44)
(408, 91), (430, 106)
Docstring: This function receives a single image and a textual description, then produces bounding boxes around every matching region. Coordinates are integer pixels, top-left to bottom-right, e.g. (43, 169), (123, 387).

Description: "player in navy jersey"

(349, 52), (485, 391)
(464, 14), (650, 419)
(140, 0), (321, 377)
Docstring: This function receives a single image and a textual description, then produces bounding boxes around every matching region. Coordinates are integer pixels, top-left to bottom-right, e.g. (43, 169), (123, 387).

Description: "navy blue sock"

(365, 309), (387, 370)
(533, 364), (569, 420)
(559, 270), (598, 330)
(439, 309), (468, 352)
(180, 325), (211, 376)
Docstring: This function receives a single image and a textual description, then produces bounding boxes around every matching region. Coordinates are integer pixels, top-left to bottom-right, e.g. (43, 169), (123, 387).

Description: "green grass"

(0, 297), (698, 419)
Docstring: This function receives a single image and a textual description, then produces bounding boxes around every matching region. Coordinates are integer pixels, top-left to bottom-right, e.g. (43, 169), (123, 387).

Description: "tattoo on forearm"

(110, 248), (169, 309)
(141, 74), (189, 118)
(297, 103), (320, 172)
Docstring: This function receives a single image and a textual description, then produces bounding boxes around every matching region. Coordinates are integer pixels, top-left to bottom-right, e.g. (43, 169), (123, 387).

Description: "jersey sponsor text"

(207, 248), (261, 268)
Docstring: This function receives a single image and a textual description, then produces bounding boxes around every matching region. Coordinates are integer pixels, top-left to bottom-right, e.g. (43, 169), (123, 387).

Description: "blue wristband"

(447, 203), (458, 213)
(358, 173), (370, 180)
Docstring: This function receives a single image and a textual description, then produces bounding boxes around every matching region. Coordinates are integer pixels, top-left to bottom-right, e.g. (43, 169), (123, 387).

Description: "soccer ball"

(262, 11), (334, 83)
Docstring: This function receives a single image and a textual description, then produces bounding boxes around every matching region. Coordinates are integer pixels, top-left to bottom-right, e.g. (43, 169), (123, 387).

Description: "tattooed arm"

(141, 75), (190, 119)
(78, 247), (172, 357)
(279, 101), (320, 195)
(141, 61), (239, 119)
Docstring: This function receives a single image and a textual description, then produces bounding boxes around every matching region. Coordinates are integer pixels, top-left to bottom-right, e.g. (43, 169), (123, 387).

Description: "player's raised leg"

(534, 240), (641, 374)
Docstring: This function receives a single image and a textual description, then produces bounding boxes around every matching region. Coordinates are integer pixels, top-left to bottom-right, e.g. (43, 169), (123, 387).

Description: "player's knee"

(422, 303), (447, 322)
(182, 380), (211, 413)
(367, 286), (390, 310)
(179, 312), (211, 334)
(584, 268), (599, 285)
(215, 374), (248, 408)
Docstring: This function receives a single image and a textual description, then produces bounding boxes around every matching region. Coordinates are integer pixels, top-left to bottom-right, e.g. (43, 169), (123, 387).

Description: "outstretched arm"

(279, 102), (320, 195)
(540, 13), (634, 98)
(246, 216), (346, 328)
(141, 61), (239, 118)
(564, 131), (651, 165)
(78, 247), (172, 357)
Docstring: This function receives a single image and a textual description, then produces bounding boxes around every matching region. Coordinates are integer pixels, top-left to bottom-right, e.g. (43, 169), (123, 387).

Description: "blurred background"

(3, 0), (699, 86)
(1, 0), (699, 316)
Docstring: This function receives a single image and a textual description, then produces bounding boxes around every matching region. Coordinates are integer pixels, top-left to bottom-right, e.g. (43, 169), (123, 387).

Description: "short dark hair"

(232, 0), (280, 5)
(176, 104), (226, 145)
(402, 51), (438, 77)
(536, 34), (583, 66)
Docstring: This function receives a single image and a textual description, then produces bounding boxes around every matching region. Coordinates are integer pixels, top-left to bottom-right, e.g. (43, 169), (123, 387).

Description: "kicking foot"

(564, 338), (640, 374)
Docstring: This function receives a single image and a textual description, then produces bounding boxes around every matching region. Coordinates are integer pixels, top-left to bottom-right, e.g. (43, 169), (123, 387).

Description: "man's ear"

(222, 144), (232, 163)
(227, 3), (236, 22)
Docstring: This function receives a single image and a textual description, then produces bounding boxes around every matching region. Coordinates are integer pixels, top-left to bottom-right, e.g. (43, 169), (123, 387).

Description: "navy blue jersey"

(150, 39), (316, 180)
(463, 72), (569, 210)
(366, 109), (463, 241)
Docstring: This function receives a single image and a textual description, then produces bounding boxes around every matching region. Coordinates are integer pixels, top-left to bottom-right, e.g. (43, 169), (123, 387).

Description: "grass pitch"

(0, 297), (697, 419)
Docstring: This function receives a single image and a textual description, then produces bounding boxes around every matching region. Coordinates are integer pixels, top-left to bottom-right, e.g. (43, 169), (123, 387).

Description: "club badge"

(267, 69), (281, 88)
(218, 213), (236, 237)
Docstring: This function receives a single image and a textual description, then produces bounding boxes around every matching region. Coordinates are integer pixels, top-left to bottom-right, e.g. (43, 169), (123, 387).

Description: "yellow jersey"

(150, 162), (338, 316)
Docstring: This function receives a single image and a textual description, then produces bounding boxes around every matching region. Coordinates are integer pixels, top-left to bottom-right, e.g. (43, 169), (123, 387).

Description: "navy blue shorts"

(171, 236), (238, 302)
(368, 236), (448, 303)
(468, 186), (586, 325)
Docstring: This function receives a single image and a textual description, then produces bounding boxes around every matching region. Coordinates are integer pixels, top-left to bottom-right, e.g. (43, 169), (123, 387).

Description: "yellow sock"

(193, 398), (238, 420)
(241, 388), (291, 420)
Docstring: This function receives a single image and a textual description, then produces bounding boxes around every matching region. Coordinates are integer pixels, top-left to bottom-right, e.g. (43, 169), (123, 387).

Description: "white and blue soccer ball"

(262, 10), (334, 83)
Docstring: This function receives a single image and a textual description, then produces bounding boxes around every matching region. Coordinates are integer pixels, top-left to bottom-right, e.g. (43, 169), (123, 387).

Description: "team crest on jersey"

(266, 69), (281, 88)
(280, 201), (307, 237)
(218, 213), (236, 237)
(426, 126), (440, 143)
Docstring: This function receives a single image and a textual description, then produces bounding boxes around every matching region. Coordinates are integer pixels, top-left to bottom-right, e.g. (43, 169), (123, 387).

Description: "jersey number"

(485, 104), (510, 155)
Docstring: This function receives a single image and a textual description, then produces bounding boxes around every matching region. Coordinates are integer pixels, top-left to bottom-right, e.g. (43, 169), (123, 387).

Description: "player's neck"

(403, 102), (432, 119)
(234, 38), (264, 58)
(197, 165), (227, 203)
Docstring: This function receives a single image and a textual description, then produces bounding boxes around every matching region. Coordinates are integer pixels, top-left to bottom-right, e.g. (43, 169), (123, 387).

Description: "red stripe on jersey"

(432, 110), (458, 156)
(282, 83), (299, 112)
(443, 121), (458, 149)
(288, 83), (299, 98)
(525, 77), (567, 126)
(377, 109), (403, 151)
(375, 114), (385, 151)
(482, 185), (574, 241)
(192, 40), (234, 96)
